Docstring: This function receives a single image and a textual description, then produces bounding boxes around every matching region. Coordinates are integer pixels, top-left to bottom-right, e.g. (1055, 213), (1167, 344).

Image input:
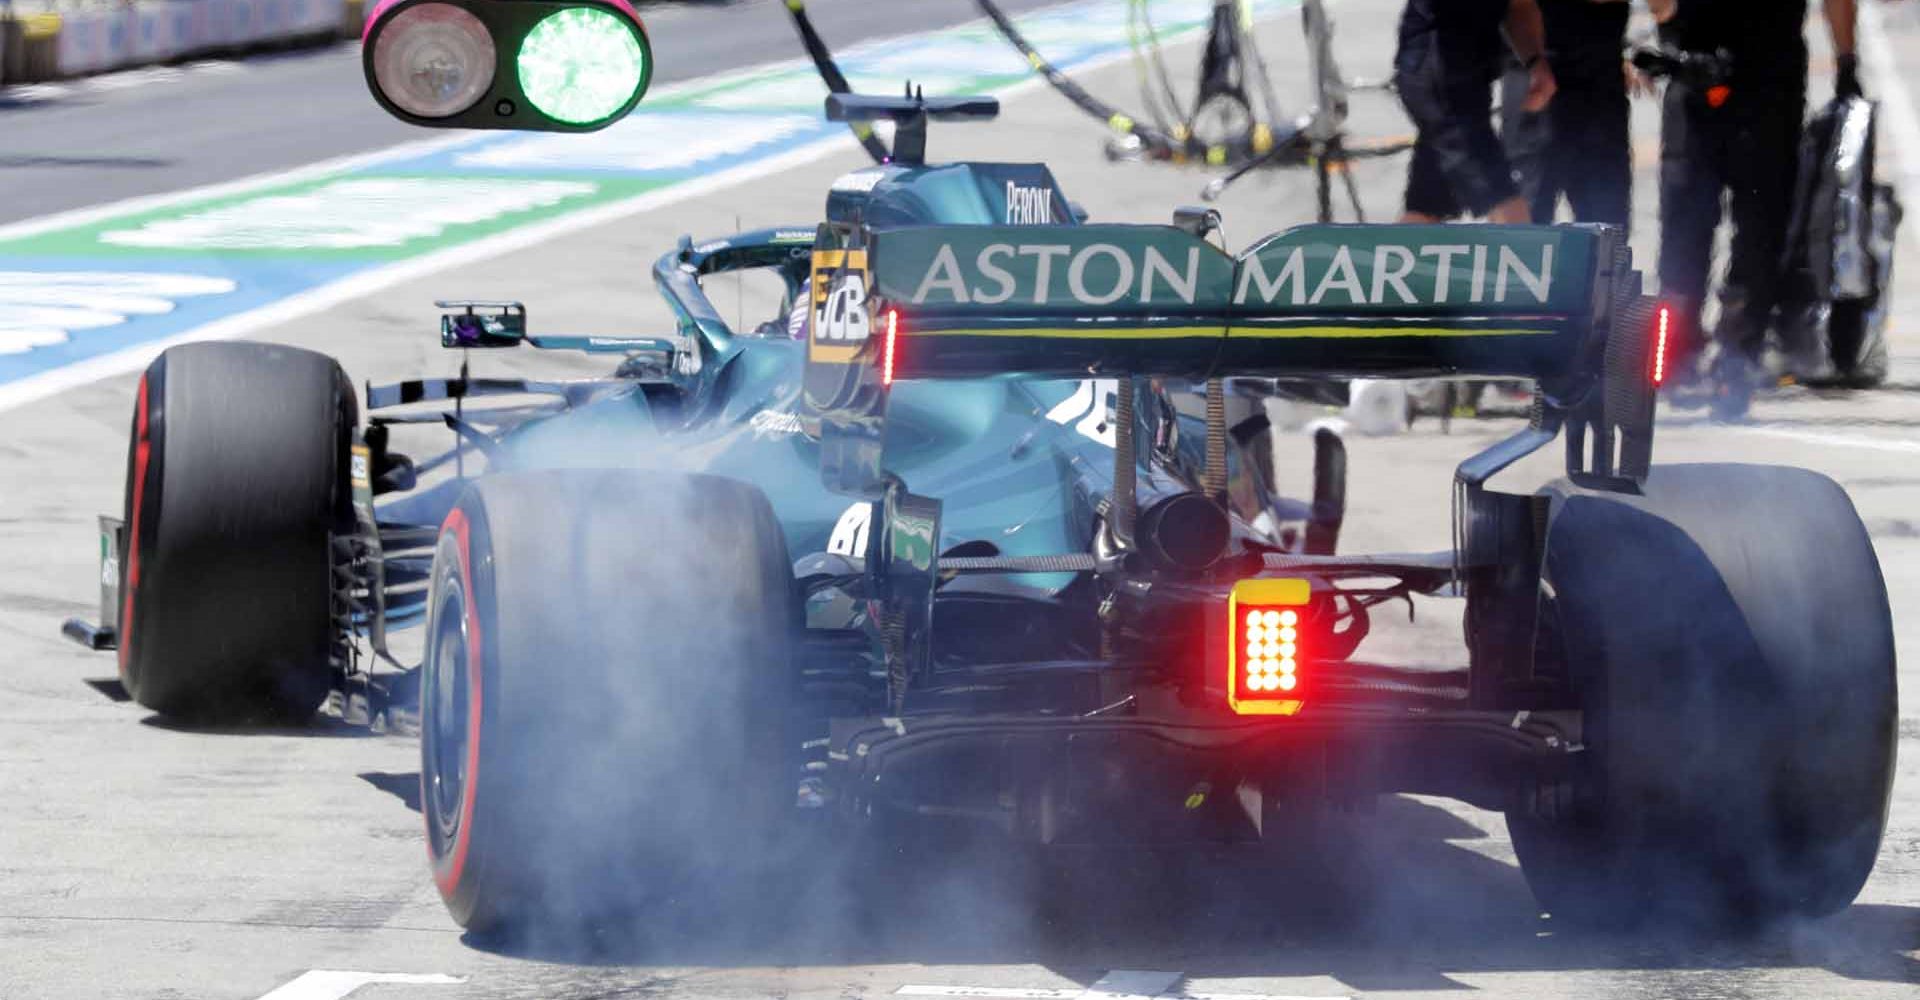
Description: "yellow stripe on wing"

(918, 326), (1226, 339)
(916, 325), (1554, 340)
(1231, 326), (1556, 339)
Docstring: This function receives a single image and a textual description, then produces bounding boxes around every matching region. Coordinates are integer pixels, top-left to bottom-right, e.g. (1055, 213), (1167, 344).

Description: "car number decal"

(826, 502), (872, 558)
(1044, 378), (1119, 447)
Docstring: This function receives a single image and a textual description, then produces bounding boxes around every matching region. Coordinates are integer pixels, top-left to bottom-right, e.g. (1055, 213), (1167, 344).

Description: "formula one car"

(63, 0), (1895, 932)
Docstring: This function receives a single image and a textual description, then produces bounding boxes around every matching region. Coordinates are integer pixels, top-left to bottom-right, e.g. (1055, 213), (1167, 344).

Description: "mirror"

(439, 300), (527, 349)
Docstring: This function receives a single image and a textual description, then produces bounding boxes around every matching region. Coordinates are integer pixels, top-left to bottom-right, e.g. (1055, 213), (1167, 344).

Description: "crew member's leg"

(1397, 38), (1517, 221)
(1562, 86), (1633, 229)
(1720, 87), (1804, 387)
(1502, 67), (1561, 222)
(1397, 39), (1466, 221)
(1657, 82), (1725, 381)
(1403, 134), (1464, 222)
(1442, 76), (1526, 220)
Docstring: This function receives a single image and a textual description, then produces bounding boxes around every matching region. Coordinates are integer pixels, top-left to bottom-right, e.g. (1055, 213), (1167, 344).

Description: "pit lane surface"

(2, 2), (1918, 998)
(0, 0), (1062, 224)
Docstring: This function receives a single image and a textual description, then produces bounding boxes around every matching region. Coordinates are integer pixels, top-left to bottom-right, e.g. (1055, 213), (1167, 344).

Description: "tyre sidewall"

(421, 470), (797, 932)
(422, 501), (500, 929)
(118, 359), (166, 698)
(1520, 464), (1896, 922)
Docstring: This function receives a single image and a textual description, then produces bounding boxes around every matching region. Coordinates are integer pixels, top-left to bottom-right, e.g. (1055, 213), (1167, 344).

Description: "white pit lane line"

(896, 970), (1347, 1000)
(1082, 969), (1187, 999)
(254, 970), (463, 1000)
(1733, 424), (1920, 455)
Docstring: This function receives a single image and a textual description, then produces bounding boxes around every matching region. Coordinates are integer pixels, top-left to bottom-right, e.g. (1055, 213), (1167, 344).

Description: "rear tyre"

(1509, 464), (1896, 926)
(421, 470), (797, 934)
(117, 343), (357, 722)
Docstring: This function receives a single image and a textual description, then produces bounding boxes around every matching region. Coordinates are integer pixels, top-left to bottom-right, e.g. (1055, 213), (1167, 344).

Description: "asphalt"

(0, 0), (1061, 224)
(2, 2), (1918, 998)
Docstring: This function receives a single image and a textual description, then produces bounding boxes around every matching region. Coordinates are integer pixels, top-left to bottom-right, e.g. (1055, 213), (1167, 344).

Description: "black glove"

(1836, 54), (1863, 99)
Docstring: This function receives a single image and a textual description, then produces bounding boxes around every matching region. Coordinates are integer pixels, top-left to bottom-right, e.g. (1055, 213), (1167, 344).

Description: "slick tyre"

(1509, 464), (1896, 926)
(421, 470), (797, 934)
(117, 343), (357, 722)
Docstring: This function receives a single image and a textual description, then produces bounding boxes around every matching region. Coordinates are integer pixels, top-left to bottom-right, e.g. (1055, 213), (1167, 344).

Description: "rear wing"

(861, 223), (1604, 380)
(804, 221), (1658, 494)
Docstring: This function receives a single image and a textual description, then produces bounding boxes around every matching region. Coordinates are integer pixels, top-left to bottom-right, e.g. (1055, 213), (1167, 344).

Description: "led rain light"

(1228, 578), (1309, 716)
(882, 308), (900, 386)
(372, 3), (497, 119)
(1652, 303), (1673, 386)
(516, 7), (647, 125)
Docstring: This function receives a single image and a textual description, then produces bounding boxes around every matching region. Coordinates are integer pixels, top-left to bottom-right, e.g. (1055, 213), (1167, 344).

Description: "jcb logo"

(816, 272), (869, 343)
(808, 249), (871, 363)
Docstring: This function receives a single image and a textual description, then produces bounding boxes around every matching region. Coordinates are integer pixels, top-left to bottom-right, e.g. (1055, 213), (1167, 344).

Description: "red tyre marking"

(432, 507), (485, 898)
(118, 374), (151, 682)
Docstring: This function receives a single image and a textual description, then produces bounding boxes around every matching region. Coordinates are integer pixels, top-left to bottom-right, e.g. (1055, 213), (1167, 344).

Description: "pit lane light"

(368, 2), (495, 119)
(363, 0), (652, 132)
(518, 6), (648, 124)
(1228, 578), (1309, 716)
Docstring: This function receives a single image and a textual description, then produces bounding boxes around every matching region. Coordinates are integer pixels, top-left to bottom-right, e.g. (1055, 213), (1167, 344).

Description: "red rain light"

(882, 308), (899, 386)
(1652, 302), (1672, 386)
(1227, 578), (1310, 716)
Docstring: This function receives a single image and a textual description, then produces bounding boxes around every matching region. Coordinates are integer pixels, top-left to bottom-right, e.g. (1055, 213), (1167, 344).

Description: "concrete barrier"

(2, 0), (356, 83)
(53, 8), (127, 76)
(131, 3), (187, 62)
(4, 11), (66, 82)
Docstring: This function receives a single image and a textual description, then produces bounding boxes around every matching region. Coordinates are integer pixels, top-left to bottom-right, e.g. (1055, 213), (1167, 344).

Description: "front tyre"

(117, 342), (356, 722)
(421, 470), (797, 933)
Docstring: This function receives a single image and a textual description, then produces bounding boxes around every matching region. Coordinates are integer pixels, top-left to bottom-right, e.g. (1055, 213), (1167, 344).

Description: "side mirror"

(363, 0), (652, 132)
(440, 300), (527, 348)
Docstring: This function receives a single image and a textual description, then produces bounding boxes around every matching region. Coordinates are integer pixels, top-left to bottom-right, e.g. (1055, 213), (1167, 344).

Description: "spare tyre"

(117, 342), (358, 722)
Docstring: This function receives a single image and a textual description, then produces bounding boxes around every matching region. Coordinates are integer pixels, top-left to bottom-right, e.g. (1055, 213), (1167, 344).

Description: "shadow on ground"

(137, 712), (374, 739)
(83, 677), (129, 702)
(393, 792), (1920, 993)
(358, 770), (423, 812)
(0, 155), (173, 169)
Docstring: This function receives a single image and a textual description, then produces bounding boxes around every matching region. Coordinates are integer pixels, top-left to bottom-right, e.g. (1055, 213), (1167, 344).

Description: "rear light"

(1652, 302), (1673, 386)
(882, 308), (899, 386)
(1228, 578), (1309, 716)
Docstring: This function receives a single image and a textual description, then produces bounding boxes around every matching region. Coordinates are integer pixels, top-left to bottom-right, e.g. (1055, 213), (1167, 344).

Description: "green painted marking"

(2, 175), (668, 259)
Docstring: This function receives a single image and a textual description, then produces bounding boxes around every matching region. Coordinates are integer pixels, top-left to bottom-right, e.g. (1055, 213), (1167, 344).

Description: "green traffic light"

(515, 7), (647, 126)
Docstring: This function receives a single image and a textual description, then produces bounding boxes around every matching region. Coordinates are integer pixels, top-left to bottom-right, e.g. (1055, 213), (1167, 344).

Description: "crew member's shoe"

(1709, 351), (1758, 423)
(1663, 353), (1712, 410)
